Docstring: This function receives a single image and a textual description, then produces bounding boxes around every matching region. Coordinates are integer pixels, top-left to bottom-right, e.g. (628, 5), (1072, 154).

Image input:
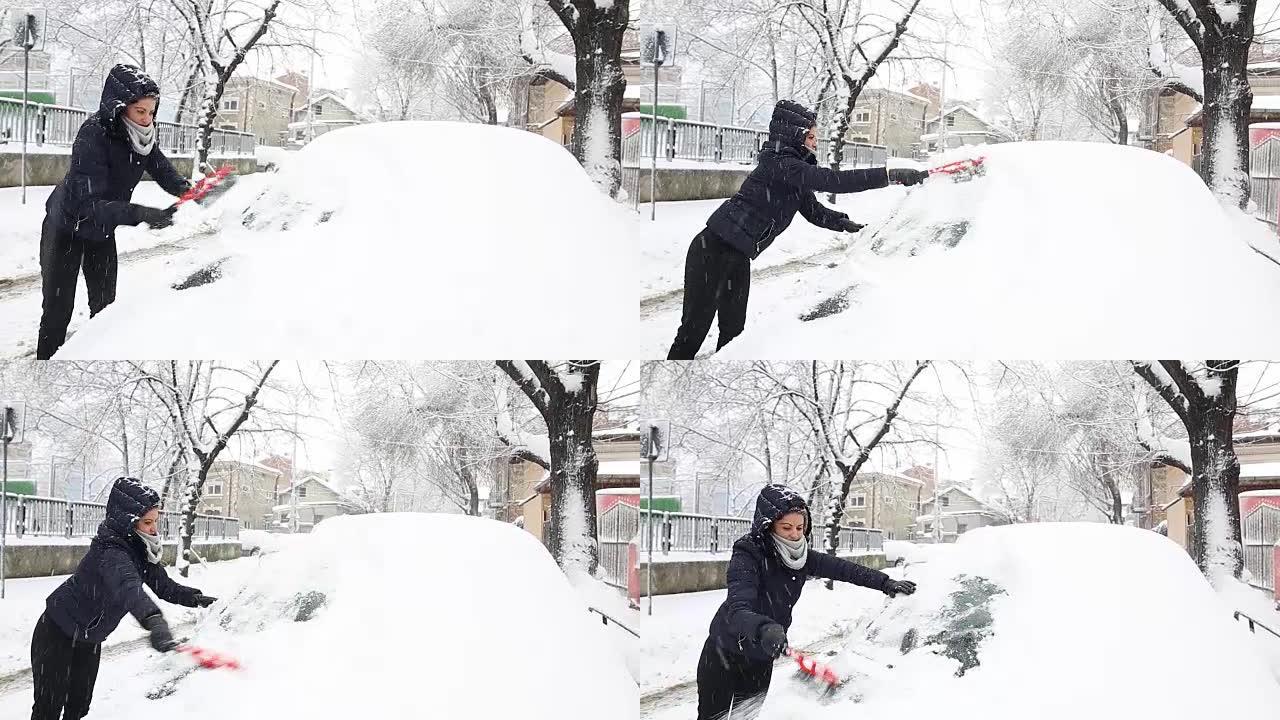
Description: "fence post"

(661, 512), (672, 554)
(36, 107), (46, 145)
(711, 521), (719, 553)
(15, 496), (25, 538)
(664, 118), (676, 161)
(65, 500), (73, 538)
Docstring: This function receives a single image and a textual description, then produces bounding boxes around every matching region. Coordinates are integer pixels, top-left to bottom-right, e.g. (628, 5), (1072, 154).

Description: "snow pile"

(721, 142), (1280, 357)
(115, 514), (636, 719)
(761, 523), (1280, 720)
(54, 122), (637, 359)
(238, 529), (304, 556)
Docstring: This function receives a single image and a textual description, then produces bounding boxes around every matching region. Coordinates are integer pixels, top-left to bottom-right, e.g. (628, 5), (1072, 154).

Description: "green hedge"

(2, 480), (38, 496)
(0, 90), (58, 105)
(638, 104), (688, 120)
(640, 495), (682, 512)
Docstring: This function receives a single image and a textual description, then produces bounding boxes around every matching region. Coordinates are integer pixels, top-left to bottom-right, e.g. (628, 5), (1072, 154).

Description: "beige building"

(0, 48), (53, 102)
(922, 105), (1012, 153)
(273, 473), (362, 532)
(840, 471), (926, 541)
(197, 460), (283, 530)
(848, 88), (931, 158)
(214, 76), (299, 146)
(913, 485), (1012, 543)
(1160, 428), (1280, 552)
(287, 93), (366, 145)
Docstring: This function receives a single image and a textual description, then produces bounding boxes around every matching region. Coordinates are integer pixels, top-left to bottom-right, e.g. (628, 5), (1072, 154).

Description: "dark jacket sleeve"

(775, 155), (889, 195)
(805, 551), (890, 592)
(100, 545), (164, 622)
(724, 538), (774, 640)
(147, 149), (191, 197)
(143, 563), (202, 607)
(65, 123), (142, 229)
(798, 191), (850, 231)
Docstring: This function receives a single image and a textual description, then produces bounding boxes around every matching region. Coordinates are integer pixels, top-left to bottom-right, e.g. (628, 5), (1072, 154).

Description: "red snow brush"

(176, 644), (242, 671)
(176, 165), (236, 206)
(929, 156), (986, 181)
(786, 648), (841, 689)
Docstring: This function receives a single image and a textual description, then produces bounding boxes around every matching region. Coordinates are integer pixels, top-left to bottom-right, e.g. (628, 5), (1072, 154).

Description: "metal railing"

(622, 114), (888, 169)
(0, 97), (255, 156)
(1234, 610), (1280, 640)
(1243, 504), (1279, 593)
(1, 492), (240, 542)
(637, 509), (884, 555)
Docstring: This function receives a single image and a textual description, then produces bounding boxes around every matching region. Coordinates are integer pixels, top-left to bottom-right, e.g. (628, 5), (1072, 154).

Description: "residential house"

(198, 459), (283, 530)
(272, 473), (363, 532)
(526, 29), (673, 148)
(913, 484), (1012, 543)
(488, 426), (641, 545)
(840, 471), (927, 541)
(921, 104), (1012, 153)
(848, 88), (931, 158)
(275, 71), (313, 109)
(213, 75), (300, 146)
(0, 47), (53, 103)
(1134, 461), (1188, 532)
(287, 93), (367, 145)
(1161, 426), (1280, 552)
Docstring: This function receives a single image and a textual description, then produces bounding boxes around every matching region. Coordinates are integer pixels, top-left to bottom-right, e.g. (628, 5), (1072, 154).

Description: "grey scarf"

(136, 530), (163, 565)
(772, 533), (809, 570)
(121, 115), (156, 156)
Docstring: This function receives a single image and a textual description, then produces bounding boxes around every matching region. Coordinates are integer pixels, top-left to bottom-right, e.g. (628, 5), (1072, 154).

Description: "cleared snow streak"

(1201, 489), (1239, 588)
(1211, 123), (1246, 206)
(583, 106), (617, 195)
(560, 459), (595, 582)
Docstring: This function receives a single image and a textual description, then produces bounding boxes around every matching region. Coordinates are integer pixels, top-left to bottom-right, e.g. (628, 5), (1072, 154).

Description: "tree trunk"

(543, 390), (600, 576)
(1185, 396), (1243, 577)
(560, 2), (628, 197)
(174, 59), (203, 127)
(1201, 43), (1253, 208)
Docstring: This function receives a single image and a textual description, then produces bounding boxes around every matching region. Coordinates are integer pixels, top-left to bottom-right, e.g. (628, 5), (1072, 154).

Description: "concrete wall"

(621, 166), (751, 202)
(0, 151), (258, 188)
(3, 541), (242, 578)
(638, 551), (887, 595)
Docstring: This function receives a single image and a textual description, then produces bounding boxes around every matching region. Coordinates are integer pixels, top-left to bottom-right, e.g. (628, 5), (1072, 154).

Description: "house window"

(850, 495), (866, 508)
(222, 98), (239, 111)
(207, 480), (223, 496)
(313, 103), (323, 117)
(298, 485), (307, 499)
(854, 110), (871, 123)
(219, 124), (237, 131)
(945, 115), (956, 127)
(941, 496), (950, 508)
(957, 522), (968, 533)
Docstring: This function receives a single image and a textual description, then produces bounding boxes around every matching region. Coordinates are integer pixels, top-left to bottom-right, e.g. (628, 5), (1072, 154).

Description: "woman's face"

(124, 97), (157, 128)
(773, 511), (806, 542)
(134, 508), (160, 536)
(804, 126), (818, 152)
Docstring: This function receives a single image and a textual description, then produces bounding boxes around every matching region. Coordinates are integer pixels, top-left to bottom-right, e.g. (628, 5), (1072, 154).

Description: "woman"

(37, 64), (193, 360)
(667, 100), (928, 359)
(697, 484), (917, 720)
(31, 477), (216, 719)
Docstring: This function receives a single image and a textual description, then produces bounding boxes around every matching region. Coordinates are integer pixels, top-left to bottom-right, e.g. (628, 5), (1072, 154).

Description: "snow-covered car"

(54, 122), (637, 359)
(882, 539), (930, 567)
(80, 514), (638, 719)
(720, 141), (1280, 358)
(763, 523), (1280, 719)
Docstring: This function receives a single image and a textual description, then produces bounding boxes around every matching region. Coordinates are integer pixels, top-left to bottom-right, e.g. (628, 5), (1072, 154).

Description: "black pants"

(30, 612), (101, 720)
(696, 637), (773, 720)
(667, 231), (751, 360)
(36, 218), (117, 360)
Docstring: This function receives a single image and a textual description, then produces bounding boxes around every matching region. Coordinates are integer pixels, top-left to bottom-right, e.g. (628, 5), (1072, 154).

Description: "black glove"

(884, 579), (917, 598)
(135, 204), (177, 229)
(887, 168), (929, 186)
(839, 218), (865, 233)
(140, 613), (178, 652)
(759, 622), (789, 659)
(194, 594), (217, 608)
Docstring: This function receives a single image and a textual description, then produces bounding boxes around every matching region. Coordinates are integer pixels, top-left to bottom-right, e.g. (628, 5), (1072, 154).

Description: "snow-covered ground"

(0, 514), (638, 720)
(0, 556), (260, 678)
(0, 182), (197, 282)
(2, 121), (638, 359)
(641, 523), (1280, 720)
(640, 141), (1280, 358)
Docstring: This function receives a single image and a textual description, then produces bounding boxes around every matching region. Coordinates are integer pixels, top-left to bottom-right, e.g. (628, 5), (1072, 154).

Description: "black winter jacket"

(706, 484), (890, 662)
(706, 100), (889, 259)
(44, 64), (190, 245)
(44, 478), (202, 644)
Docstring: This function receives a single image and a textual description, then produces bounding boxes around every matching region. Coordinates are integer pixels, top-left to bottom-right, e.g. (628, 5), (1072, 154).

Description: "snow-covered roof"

(280, 473), (340, 495)
(598, 460), (640, 477)
(596, 487), (639, 496)
(865, 471), (925, 487)
(914, 510), (1008, 522)
(1242, 461), (1280, 479)
(921, 484), (990, 508)
(211, 459), (283, 477)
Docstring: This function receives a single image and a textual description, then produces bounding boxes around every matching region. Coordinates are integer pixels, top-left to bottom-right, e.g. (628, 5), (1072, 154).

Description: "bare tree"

(1132, 360), (1243, 582)
(496, 360), (600, 576)
(1154, 0), (1257, 207)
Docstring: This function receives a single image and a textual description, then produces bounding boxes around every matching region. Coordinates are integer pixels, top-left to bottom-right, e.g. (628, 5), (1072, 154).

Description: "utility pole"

(937, 26), (950, 154)
(306, 26), (316, 144)
(289, 408), (299, 533)
(932, 415), (942, 543)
